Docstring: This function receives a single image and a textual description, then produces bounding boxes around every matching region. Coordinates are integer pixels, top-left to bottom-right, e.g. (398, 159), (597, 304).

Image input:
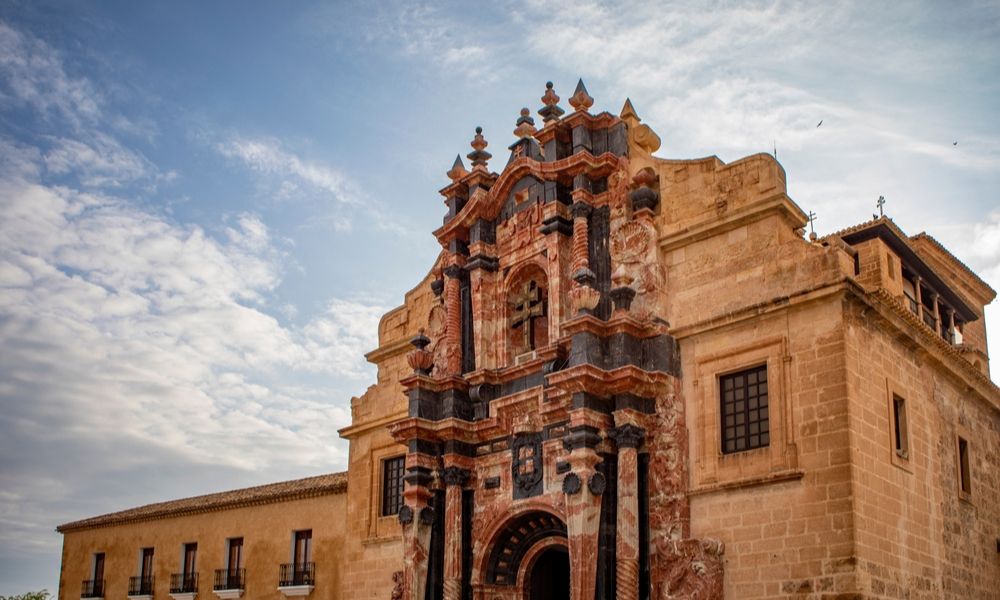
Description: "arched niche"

(484, 510), (568, 587)
(504, 262), (549, 363)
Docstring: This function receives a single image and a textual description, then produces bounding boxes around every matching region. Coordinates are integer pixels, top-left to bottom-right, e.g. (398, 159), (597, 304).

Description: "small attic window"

(886, 253), (897, 280)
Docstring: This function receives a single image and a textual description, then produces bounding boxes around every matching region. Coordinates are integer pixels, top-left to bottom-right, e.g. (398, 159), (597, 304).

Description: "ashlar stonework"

(57, 81), (1000, 600)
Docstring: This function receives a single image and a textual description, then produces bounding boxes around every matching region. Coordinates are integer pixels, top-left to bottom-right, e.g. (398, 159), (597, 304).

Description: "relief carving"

(610, 218), (665, 319)
(652, 538), (725, 600)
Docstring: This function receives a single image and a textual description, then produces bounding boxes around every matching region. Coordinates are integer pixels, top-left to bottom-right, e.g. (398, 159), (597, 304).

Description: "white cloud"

(0, 21), (102, 128)
(0, 166), (385, 559)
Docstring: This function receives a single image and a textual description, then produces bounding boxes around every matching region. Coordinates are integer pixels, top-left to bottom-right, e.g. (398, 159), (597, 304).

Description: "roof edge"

(56, 471), (347, 534)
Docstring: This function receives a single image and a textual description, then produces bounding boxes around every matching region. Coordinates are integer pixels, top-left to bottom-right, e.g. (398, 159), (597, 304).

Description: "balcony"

(81, 580), (104, 599)
(277, 563), (314, 597)
(169, 573), (198, 600)
(128, 575), (154, 597)
(213, 569), (245, 599)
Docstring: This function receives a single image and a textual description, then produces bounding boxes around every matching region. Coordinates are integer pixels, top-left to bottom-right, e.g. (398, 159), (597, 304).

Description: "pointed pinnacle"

(574, 78), (588, 95)
(446, 154), (468, 181)
(620, 98), (639, 121)
(451, 154), (466, 171)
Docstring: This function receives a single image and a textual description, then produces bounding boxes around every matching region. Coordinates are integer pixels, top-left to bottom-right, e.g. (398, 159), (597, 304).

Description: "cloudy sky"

(1, 0), (998, 594)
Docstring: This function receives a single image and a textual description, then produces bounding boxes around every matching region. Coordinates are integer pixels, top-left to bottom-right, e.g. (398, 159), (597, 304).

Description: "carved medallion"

(611, 220), (652, 263)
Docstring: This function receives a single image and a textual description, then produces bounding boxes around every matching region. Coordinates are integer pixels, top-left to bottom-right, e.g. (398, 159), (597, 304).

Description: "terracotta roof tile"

(57, 471), (347, 533)
(910, 232), (996, 298)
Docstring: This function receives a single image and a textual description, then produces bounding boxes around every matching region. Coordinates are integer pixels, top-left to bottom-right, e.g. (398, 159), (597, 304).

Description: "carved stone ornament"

(511, 433), (544, 499)
(562, 472), (582, 495)
(407, 329), (433, 375)
(611, 220), (652, 263)
(442, 466), (470, 487)
(653, 538), (725, 600)
(611, 424), (646, 449)
(390, 571), (404, 600)
(398, 505), (414, 525)
(588, 471), (607, 496)
(419, 506), (436, 525)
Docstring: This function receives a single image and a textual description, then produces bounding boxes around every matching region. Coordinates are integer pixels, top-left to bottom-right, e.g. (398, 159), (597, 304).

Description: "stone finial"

(610, 264), (636, 313)
(568, 78), (594, 112)
(446, 155), (468, 181)
(538, 81), (565, 123)
(620, 98), (661, 154)
(406, 328), (433, 375)
(513, 107), (537, 139)
(620, 97), (639, 122)
(467, 126), (492, 170)
(630, 166), (660, 212)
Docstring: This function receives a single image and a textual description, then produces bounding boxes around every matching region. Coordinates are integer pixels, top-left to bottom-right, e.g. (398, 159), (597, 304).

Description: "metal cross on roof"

(510, 280), (544, 351)
(877, 195), (886, 217)
(807, 210), (818, 235)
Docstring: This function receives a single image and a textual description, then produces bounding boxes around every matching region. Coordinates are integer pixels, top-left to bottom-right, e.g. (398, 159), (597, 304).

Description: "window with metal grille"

(720, 365), (769, 454)
(381, 456), (405, 516)
(958, 436), (971, 496)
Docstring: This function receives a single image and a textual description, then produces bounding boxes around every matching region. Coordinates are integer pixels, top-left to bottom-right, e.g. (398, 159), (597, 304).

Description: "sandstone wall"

(58, 492), (347, 600)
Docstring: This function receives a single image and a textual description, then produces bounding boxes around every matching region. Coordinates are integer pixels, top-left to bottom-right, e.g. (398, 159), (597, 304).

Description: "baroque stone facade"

(58, 82), (1000, 600)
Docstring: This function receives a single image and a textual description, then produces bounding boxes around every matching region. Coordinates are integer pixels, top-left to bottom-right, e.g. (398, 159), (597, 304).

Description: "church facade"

(58, 82), (1000, 600)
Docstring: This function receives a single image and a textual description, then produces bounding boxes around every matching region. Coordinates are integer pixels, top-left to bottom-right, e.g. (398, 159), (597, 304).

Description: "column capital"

(441, 466), (471, 487)
(610, 424), (646, 449)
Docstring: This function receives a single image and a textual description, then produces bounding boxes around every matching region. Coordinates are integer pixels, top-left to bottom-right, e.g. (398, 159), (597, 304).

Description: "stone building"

(57, 82), (1000, 600)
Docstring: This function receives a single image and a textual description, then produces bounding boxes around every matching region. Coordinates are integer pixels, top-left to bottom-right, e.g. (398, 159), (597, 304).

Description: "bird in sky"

(953, 141), (958, 146)
(817, 120), (823, 128)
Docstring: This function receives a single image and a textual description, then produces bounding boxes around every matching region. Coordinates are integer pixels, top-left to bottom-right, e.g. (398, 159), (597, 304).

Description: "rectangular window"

(892, 395), (909, 459)
(958, 436), (971, 497)
(93, 552), (105, 583)
(381, 456), (405, 516)
(720, 365), (769, 454)
(293, 530), (312, 567)
(183, 542), (197, 577)
(227, 538), (243, 572)
(141, 547), (154, 578)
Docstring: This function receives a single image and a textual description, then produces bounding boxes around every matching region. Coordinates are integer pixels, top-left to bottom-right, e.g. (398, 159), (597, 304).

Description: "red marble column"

(570, 202), (591, 273)
(401, 459), (435, 600)
(441, 467), (468, 600)
(612, 423), (645, 600)
(442, 263), (463, 376)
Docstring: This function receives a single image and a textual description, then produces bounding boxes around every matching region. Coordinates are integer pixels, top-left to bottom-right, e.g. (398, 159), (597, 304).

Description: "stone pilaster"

(400, 463), (435, 600)
(441, 466), (469, 600)
(563, 423), (603, 600)
(611, 423), (645, 600)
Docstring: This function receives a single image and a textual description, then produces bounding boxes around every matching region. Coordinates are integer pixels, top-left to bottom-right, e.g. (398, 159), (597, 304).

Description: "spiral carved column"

(612, 423), (645, 600)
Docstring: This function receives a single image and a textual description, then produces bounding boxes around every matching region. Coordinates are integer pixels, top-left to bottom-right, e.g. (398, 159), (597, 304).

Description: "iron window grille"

(214, 568), (245, 590)
(81, 580), (104, 598)
(381, 455), (405, 516)
(170, 572), (198, 594)
(128, 575), (154, 596)
(279, 562), (315, 587)
(720, 365), (770, 454)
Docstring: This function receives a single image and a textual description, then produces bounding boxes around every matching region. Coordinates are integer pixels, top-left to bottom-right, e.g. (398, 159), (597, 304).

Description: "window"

(720, 365), (769, 454)
(183, 542), (197, 576)
(83, 553), (105, 598)
(381, 456), (405, 516)
(958, 436), (972, 498)
(892, 395), (909, 460)
(134, 547), (154, 595)
(293, 530), (312, 567)
(226, 538), (243, 572)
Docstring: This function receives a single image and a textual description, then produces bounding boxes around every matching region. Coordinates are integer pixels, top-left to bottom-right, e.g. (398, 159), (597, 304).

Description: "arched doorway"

(526, 545), (570, 600)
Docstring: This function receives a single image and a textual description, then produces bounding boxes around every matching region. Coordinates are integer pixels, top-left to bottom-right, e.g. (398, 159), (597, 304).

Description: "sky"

(0, 0), (998, 595)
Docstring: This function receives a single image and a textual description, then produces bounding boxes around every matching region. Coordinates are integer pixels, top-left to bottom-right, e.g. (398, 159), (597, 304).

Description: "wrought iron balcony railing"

(81, 579), (104, 598)
(278, 562), (315, 587)
(128, 575), (154, 596)
(170, 572), (198, 594)
(213, 568), (245, 590)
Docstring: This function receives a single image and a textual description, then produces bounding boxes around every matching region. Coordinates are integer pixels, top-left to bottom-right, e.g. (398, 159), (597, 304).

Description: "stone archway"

(522, 540), (570, 600)
(484, 510), (568, 591)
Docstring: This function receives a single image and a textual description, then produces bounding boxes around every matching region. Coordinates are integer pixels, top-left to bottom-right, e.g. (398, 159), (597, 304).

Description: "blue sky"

(1, 0), (998, 595)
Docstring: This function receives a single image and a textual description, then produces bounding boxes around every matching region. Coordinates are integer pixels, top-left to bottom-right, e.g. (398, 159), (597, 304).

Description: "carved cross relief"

(510, 280), (544, 351)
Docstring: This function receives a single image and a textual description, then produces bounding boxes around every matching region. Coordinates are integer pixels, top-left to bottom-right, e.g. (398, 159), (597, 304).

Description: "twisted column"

(611, 423), (645, 600)
(442, 264), (463, 376)
(570, 202), (592, 273)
